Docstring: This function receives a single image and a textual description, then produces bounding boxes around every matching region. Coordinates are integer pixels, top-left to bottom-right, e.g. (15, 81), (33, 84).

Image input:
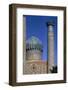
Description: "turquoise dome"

(26, 36), (43, 52)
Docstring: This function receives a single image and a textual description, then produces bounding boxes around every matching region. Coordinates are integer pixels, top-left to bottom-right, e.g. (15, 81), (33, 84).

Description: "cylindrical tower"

(26, 36), (43, 61)
(47, 22), (55, 73)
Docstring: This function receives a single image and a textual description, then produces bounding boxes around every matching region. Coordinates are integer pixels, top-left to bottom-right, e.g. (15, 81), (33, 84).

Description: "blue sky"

(24, 15), (57, 65)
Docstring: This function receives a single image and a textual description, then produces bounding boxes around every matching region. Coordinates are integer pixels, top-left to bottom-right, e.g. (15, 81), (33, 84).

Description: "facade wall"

(23, 61), (47, 74)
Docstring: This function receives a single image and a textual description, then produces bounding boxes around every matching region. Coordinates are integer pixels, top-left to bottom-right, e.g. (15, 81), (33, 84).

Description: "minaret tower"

(47, 22), (55, 73)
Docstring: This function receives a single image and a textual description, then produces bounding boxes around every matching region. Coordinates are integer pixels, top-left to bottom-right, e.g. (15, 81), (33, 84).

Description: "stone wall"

(23, 60), (47, 74)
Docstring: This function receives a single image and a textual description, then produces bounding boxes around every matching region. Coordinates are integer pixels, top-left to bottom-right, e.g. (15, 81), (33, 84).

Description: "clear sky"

(24, 15), (57, 65)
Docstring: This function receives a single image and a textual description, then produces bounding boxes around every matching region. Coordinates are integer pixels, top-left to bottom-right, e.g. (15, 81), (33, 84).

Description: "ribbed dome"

(26, 36), (43, 52)
(26, 36), (42, 45)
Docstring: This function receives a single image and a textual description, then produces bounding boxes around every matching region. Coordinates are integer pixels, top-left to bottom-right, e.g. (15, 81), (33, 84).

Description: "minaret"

(47, 22), (55, 73)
